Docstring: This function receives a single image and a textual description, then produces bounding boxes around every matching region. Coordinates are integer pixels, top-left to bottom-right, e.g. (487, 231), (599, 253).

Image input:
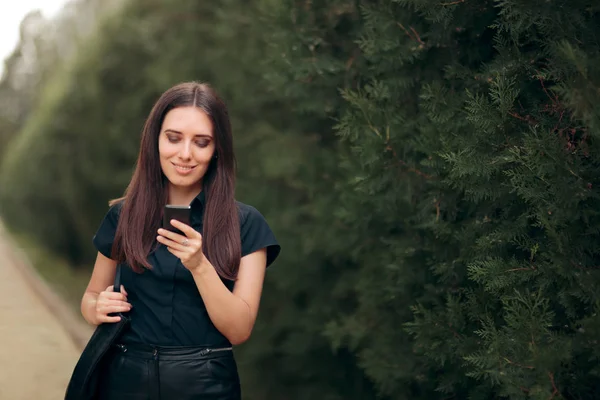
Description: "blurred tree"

(0, 0), (380, 398)
(4, 0), (600, 398)
(0, 0), (124, 161)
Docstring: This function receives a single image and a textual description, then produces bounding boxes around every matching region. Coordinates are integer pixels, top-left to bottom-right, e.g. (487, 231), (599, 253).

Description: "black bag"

(64, 265), (131, 400)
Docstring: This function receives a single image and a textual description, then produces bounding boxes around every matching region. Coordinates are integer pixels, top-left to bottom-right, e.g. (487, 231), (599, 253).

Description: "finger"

(157, 235), (190, 252)
(98, 315), (122, 324)
(157, 228), (186, 243)
(120, 285), (128, 296)
(97, 300), (130, 311)
(102, 292), (127, 301)
(102, 304), (132, 314)
(106, 301), (131, 310)
(104, 284), (124, 294)
(168, 220), (201, 238)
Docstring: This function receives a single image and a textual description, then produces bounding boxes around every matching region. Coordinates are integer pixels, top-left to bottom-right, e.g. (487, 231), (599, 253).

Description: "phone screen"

(163, 205), (192, 234)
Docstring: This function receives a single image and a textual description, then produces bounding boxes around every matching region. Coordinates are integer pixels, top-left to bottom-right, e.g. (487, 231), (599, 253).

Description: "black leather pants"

(97, 343), (241, 400)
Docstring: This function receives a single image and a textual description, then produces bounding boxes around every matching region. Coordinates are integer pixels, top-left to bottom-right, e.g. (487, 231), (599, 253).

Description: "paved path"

(0, 226), (86, 400)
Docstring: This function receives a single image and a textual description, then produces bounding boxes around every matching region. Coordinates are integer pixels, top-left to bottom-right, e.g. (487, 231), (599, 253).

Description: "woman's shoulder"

(102, 198), (125, 221)
(96, 198), (125, 233)
(107, 198), (125, 212)
(235, 200), (280, 264)
(235, 201), (263, 225)
(93, 199), (125, 258)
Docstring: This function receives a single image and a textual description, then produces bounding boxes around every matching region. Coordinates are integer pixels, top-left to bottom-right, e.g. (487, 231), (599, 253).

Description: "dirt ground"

(0, 228), (84, 400)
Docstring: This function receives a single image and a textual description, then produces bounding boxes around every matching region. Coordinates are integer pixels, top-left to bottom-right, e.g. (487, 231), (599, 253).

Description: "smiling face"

(158, 106), (216, 198)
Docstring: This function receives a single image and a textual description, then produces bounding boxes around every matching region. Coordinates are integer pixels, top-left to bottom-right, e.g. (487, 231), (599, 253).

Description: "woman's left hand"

(157, 220), (208, 272)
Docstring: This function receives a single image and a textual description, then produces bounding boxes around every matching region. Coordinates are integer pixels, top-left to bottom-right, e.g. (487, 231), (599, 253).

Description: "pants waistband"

(113, 343), (233, 361)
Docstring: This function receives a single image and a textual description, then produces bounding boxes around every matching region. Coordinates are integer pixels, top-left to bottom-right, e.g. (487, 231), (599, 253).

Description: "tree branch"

(548, 372), (559, 399)
(503, 357), (534, 369)
(385, 144), (433, 179)
(397, 23), (425, 46)
(440, 0), (465, 5)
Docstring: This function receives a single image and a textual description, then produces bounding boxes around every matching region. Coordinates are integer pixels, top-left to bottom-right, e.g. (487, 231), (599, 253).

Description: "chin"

(167, 175), (203, 188)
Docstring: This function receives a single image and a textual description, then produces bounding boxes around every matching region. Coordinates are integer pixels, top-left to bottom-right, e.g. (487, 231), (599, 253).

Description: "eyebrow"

(164, 129), (212, 138)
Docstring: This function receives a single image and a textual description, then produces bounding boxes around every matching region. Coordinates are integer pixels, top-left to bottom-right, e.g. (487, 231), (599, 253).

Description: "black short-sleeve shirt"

(92, 191), (280, 347)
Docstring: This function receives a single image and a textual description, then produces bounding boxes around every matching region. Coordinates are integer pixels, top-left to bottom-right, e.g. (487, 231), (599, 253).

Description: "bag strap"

(113, 264), (122, 293)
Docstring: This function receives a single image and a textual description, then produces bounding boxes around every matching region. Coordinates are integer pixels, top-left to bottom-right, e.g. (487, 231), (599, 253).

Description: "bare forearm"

(191, 265), (253, 345)
(81, 292), (100, 326)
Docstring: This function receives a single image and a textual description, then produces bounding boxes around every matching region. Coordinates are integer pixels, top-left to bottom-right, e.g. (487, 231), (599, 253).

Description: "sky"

(0, 0), (69, 76)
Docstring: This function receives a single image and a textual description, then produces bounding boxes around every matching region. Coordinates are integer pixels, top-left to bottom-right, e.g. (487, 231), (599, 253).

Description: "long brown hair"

(110, 82), (241, 280)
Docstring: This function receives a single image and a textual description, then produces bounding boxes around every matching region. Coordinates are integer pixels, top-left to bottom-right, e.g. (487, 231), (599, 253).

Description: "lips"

(172, 162), (197, 175)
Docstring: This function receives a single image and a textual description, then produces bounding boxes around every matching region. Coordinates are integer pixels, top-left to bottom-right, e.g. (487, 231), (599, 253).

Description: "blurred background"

(1, 0), (600, 399)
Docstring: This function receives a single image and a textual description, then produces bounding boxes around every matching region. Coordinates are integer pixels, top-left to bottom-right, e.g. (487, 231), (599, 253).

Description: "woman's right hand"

(94, 285), (132, 324)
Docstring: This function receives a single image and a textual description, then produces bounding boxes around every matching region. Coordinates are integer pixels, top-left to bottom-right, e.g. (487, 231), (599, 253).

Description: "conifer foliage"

(263, 0), (600, 398)
(1, 0), (600, 399)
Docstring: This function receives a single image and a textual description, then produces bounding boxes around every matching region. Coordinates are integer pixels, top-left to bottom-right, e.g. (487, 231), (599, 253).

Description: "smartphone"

(163, 205), (192, 234)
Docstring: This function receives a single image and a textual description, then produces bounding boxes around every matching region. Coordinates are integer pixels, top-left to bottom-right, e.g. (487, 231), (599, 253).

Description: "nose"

(179, 140), (192, 160)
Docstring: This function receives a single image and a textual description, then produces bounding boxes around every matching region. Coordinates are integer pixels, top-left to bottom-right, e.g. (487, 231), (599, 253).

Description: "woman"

(80, 82), (280, 399)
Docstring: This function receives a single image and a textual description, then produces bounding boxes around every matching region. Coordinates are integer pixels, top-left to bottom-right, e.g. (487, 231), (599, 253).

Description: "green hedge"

(1, 0), (600, 399)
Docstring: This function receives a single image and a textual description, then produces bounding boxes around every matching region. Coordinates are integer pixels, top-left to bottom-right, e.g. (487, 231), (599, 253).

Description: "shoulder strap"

(113, 264), (122, 292)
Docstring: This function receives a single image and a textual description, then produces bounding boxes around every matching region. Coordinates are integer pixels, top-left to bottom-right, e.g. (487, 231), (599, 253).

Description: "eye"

(195, 140), (211, 148)
(166, 134), (179, 143)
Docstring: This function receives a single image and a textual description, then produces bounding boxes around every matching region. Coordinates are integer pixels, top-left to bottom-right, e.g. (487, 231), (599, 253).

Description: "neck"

(168, 182), (202, 206)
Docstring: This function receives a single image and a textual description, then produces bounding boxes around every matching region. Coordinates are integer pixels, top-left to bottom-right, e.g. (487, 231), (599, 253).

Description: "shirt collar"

(189, 190), (206, 225)
(191, 189), (206, 208)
